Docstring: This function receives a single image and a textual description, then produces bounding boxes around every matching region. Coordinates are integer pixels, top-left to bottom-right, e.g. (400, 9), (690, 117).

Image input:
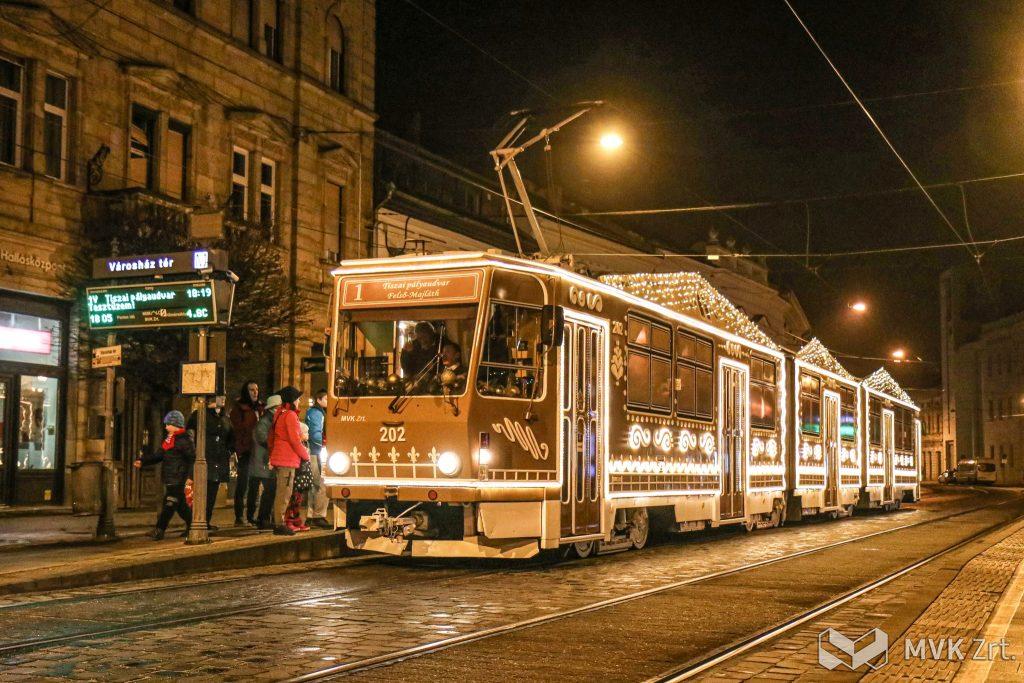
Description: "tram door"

(719, 363), (748, 520)
(823, 392), (840, 508)
(560, 315), (605, 538)
(882, 409), (895, 501)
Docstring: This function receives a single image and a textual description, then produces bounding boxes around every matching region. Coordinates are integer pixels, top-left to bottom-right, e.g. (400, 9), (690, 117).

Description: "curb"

(0, 531), (349, 596)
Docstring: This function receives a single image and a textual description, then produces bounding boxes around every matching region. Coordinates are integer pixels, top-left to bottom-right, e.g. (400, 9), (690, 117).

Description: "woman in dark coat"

(135, 410), (195, 540)
(229, 380), (262, 526)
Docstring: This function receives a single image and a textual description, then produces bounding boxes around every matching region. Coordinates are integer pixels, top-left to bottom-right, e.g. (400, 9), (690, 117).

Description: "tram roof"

(599, 272), (780, 350)
(863, 367), (918, 409)
(335, 251), (784, 356)
(796, 338), (855, 381)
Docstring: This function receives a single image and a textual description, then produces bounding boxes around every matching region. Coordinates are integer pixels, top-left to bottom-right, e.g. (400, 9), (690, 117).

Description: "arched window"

(327, 17), (345, 94)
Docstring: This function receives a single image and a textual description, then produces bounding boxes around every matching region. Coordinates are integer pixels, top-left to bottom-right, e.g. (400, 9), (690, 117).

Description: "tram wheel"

(629, 508), (650, 550)
(570, 540), (596, 558)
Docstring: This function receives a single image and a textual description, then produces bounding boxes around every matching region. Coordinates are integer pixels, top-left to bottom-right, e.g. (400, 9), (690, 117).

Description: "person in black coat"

(187, 395), (233, 531)
(135, 410), (195, 540)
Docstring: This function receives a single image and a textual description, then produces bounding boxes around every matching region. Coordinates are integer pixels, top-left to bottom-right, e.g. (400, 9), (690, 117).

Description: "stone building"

(371, 130), (811, 348)
(909, 387), (950, 481)
(0, 0), (375, 509)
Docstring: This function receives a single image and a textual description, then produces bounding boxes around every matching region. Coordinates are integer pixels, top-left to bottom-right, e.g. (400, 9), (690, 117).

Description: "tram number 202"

(379, 426), (406, 442)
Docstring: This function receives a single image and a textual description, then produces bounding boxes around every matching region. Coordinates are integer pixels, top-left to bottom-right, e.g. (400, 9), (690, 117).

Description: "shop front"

(0, 291), (69, 506)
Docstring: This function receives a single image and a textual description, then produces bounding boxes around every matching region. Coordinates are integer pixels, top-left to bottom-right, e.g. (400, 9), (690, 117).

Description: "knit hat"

(163, 410), (186, 428)
(277, 386), (302, 405)
(264, 394), (282, 410)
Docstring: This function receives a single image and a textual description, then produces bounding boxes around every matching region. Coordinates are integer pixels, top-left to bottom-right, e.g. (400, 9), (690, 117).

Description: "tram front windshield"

(334, 305), (476, 397)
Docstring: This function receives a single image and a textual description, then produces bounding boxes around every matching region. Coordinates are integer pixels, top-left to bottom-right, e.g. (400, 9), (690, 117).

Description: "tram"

(320, 250), (919, 559)
(859, 367), (921, 510)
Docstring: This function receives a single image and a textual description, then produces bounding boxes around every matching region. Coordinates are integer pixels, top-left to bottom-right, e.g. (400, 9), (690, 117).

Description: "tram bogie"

(321, 252), (919, 559)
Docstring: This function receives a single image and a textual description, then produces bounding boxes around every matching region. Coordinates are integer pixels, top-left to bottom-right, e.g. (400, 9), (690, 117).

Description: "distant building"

(941, 264), (1024, 484)
(372, 130), (811, 348)
(909, 387), (950, 481)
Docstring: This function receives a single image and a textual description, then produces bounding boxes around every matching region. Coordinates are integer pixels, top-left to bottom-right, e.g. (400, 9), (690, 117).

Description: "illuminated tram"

(320, 251), (919, 559)
(859, 367), (921, 510)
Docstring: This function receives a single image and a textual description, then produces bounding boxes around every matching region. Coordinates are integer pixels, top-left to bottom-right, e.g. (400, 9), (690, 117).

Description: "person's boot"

(273, 525), (295, 536)
(149, 527), (165, 540)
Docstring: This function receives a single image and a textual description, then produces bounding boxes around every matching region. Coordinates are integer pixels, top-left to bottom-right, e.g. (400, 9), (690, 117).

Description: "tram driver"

(400, 321), (440, 378)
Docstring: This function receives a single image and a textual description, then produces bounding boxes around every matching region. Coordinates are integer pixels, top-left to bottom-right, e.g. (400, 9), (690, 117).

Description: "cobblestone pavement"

(698, 498), (1024, 681)
(0, 486), (1014, 681)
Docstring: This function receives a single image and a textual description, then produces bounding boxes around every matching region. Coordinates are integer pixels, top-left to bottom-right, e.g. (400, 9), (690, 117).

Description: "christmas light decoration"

(796, 338), (855, 380)
(863, 367), (916, 407)
(600, 272), (780, 349)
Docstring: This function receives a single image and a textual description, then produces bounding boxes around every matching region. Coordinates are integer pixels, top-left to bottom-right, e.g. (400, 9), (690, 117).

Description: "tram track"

(286, 490), (1022, 681)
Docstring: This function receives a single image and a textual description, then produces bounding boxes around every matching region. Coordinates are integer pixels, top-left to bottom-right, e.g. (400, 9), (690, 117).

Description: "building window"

(261, 0), (282, 62)
(0, 57), (23, 166)
(327, 16), (345, 93)
(129, 104), (158, 189)
(625, 316), (672, 412)
(325, 182), (344, 260)
(231, 0), (254, 46)
(749, 356), (776, 429)
(164, 119), (190, 200)
(800, 373), (821, 435)
(172, 0), (193, 13)
(259, 157), (275, 227)
(229, 147), (249, 220)
(42, 73), (68, 180)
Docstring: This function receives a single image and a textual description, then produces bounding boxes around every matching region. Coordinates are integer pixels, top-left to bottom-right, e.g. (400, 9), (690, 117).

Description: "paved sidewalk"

(0, 504), (349, 595)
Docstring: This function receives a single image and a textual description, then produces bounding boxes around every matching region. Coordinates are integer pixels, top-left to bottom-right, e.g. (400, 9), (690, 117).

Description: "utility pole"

(95, 332), (117, 540)
(186, 326), (211, 545)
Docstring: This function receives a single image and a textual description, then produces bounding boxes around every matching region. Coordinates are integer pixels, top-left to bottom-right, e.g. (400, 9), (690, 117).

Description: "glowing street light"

(891, 348), (906, 362)
(849, 301), (867, 313)
(599, 131), (624, 151)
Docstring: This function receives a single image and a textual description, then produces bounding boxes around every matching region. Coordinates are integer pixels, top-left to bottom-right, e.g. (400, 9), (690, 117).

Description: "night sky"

(376, 1), (1024, 387)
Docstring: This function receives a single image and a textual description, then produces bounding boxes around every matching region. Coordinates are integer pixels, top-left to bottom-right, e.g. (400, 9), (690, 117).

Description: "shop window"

(800, 372), (821, 435)
(0, 57), (23, 166)
(164, 119), (190, 200)
(478, 302), (544, 400)
(129, 104), (158, 189)
(0, 312), (61, 366)
(327, 16), (345, 94)
(17, 376), (59, 471)
(229, 147), (249, 220)
(43, 73), (68, 180)
(749, 355), (776, 429)
(626, 315), (672, 412)
(674, 329), (712, 420)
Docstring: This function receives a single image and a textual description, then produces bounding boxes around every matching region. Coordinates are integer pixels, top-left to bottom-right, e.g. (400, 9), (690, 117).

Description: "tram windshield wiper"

(388, 354), (441, 414)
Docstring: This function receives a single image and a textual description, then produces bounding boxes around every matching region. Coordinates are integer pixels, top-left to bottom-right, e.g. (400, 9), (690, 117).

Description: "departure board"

(86, 280), (219, 330)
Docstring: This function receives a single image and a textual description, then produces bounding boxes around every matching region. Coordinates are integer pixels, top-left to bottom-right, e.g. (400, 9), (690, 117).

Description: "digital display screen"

(86, 280), (217, 330)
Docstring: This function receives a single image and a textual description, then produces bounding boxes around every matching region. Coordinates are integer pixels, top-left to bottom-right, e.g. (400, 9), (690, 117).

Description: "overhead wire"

(782, 0), (978, 259)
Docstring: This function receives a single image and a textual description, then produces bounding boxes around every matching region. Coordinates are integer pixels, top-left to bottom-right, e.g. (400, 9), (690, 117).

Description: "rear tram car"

(320, 251), (918, 559)
(859, 368), (921, 510)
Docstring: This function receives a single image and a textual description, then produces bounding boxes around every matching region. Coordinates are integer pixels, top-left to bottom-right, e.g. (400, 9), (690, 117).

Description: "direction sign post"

(95, 332), (118, 541)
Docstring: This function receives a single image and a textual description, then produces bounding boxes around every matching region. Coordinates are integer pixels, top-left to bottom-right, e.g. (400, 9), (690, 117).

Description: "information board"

(86, 280), (218, 330)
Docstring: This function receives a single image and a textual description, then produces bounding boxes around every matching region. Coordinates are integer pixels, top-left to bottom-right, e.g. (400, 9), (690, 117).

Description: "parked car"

(955, 459), (997, 484)
(937, 468), (958, 484)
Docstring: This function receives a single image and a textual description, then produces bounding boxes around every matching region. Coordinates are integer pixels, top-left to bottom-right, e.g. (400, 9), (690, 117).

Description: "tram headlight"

(437, 450), (462, 477)
(328, 451), (351, 476)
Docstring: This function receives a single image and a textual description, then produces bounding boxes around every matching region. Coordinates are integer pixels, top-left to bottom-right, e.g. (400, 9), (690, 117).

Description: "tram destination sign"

(91, 249), (227, 280)
(86, 280), (220, 330)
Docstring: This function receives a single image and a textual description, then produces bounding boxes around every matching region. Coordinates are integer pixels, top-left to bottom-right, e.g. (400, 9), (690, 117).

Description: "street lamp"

(599, 131), (624, 151)
(848, 301), (867, 313)
(891, 348), (906, 362)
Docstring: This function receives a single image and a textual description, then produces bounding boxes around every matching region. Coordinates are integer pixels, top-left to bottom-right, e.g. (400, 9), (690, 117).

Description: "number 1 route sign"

(86, 280), (219, 330)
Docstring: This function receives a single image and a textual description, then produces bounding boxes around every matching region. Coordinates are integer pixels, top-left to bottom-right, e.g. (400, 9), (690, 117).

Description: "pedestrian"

(284, 423), (313, 532)
(250, 393), (281, 529)
(268, 386), (309, 536)
(135, 410), (194, 540)
(187, 394), (233, 531)
(304, 389), (332, 529)
(229, 380), (262, 526)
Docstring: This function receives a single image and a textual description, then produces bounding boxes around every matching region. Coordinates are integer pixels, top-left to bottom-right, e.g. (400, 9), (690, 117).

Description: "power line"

(783, 0), (977, 259)
(570, 171), (1024, 216)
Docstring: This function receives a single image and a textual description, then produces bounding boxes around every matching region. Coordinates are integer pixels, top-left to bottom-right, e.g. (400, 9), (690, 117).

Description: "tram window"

(749, 356), (776, 429)
(478, 302), (545, 400)
(799, 372), (821, 435)
(675, 329), (713, 420)
(626, 315), (672, 413)
(839, 386), (856, 440)
(333, 305), (476, 397)
(868, 400), (882, 446)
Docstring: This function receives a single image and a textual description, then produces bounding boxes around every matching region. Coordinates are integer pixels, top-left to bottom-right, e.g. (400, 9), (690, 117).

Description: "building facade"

(909, 387), (951, 481)
(372, 131), (811, 348)
(0, 0), (375, 509)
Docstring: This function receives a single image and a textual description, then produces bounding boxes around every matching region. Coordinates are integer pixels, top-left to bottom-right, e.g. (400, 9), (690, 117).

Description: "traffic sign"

(91, 345), (122, 368)
(86, 280), (220, 330)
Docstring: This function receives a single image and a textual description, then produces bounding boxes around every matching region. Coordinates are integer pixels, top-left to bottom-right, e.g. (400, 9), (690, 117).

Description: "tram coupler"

(360, 507), (417, 540)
